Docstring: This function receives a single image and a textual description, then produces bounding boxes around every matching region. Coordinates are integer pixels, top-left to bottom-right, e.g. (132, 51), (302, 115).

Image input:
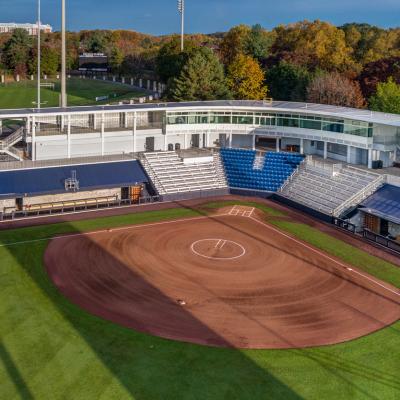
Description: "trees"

(169, 47), (230, 101)
(307, 72), (366, 108)
(271, 20), (354, 72)
(369, 78), (400, 114)
(341, 23), (400, 66)
(358, 57), (400, 98)
(155, 36), (197, 83)
(28, 46), (59, 76)
(226, 54), (267, 100)
(219, 25), (251, 65)
(266, 61), (311, 101)
(243, 24), (275, 61)
(219, 24), (274, 65)
(2, 29), (32, 76)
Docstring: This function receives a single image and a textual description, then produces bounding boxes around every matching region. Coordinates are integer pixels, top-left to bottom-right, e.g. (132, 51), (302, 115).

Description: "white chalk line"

(0, 213), (231, 248)
(248, 215), (400, 298)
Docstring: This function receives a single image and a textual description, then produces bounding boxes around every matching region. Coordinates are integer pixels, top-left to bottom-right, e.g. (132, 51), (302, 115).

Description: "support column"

(368, 148), (373, 169)
(184, 133), (188, 149)
(252, 135), (256, 150)
(347, 145), (351, 164)
(207, 132), (211, 148)
(323, 141), (328, 159)
(229, 133), (233, 148)
(101, 113), (105, 156)
(60, 114), (65, 133)
(164, 133), (168, 151)
(32, 116), (36, 161)
(124, 112), (128, 129)
(0, 119), (2, 135)
(300, 138), (304, 154)
(276, 137), (280, 152)
(67, 114), (71, 158)
(133, 112), (137, 153)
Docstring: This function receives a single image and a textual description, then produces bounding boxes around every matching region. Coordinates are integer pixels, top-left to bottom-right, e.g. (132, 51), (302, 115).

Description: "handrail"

(332, 174), (386, 217)
(141, 154), (167, 194)
(0, 126), (24, 148)
(279, 157), (307, 193)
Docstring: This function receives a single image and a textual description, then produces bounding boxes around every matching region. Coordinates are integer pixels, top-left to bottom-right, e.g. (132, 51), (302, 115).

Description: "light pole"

(37, 0), (41, 110)
(61, 0), (67, 108)
(178, 0), (185, 52)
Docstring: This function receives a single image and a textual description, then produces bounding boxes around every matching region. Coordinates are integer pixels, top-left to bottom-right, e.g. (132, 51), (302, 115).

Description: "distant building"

(0, 22), (53, 35)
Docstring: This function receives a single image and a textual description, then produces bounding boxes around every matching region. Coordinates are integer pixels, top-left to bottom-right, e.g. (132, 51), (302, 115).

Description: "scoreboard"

(78, 53), (109, 72)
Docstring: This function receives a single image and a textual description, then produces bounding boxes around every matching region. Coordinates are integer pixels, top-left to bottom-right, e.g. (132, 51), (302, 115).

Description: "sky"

(0, 0), (399, 35)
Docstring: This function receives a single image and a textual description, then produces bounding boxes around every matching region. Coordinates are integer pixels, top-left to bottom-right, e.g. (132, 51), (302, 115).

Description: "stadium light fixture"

(177, 0), (185, 51)
(61, 0), (67, 108)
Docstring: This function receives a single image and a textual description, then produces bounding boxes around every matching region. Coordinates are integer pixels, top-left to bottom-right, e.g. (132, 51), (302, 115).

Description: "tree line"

(0, 20), (400, 113)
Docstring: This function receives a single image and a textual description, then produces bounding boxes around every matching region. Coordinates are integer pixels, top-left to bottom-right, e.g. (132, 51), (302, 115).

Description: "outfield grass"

(0, 78), (145, 109)
(0, 202), (399, 400)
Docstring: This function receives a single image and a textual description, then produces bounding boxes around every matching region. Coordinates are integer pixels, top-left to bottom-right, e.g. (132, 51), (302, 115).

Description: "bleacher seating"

(220, 148), (304, 192)
(280, 162), (383, 215)
(141, 151), (228, 195)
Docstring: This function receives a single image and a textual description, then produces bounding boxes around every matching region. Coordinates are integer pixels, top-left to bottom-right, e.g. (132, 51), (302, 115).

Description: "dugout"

(358, 184), (400, 241)
(0, 160), (149, 216)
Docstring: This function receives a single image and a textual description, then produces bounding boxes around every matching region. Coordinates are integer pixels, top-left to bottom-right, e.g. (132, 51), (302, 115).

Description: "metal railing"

(332, 174), (386, 217)
(139, 154), (165, 195)
(279, 157), (307, 193)
(0, 126), (24, 150)
(363, 229), (400, 254)
(0, 152), (139, 171)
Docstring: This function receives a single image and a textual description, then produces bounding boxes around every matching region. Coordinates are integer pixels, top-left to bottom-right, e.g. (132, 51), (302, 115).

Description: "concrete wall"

(0, 199), (17, 213)
(34, 130), (163, 160)
(232, 134), (253, 148)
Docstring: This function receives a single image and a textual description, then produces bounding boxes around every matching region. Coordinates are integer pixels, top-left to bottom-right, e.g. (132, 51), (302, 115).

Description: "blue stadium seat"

(220, 148), (304, 192)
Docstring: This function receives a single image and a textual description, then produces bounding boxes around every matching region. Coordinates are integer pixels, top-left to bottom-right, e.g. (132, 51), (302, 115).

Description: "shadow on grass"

(0, 342), (34, 400)
(1, 218), (305, 400)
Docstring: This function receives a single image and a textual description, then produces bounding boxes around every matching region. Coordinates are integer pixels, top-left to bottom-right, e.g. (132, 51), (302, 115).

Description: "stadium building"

(0, 100), (400, 251)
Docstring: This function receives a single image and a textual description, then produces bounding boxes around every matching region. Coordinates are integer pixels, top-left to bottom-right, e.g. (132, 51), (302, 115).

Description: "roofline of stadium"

(1, 101), (399, 127)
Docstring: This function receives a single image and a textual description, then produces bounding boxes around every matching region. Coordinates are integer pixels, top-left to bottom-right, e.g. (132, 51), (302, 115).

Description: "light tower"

(178, 0), (185, 51)
(61, 0), (67, 108)
(37, 0), (41, 110)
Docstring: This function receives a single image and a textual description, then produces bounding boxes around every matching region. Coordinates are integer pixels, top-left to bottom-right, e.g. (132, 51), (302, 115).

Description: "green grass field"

(0, 201), (400, 400)
(0, 78), (146, 109)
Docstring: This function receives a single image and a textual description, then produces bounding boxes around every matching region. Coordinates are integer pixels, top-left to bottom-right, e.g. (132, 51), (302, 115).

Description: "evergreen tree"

(266, 61), (311, 101)
(2, 29), (32, 76)
(169, 47), (230, 101)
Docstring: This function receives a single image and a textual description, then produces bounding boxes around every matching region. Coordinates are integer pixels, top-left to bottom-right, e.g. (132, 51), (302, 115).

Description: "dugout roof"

(0, 160), (148, 199)
(360, 184), (400, 225)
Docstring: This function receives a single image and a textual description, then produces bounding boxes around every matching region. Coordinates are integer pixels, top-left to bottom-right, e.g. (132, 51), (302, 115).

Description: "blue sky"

(1, 0), (399, 34)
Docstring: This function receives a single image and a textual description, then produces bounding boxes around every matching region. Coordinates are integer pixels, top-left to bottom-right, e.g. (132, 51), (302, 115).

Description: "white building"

(0, 22), (52, 35)
(0, 100), (399, 169)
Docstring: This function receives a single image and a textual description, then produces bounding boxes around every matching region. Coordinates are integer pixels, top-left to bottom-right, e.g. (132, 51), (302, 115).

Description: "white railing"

(141, 154), (168, 194)
(305, 156), (343, 177)
(0, 127), (24, 149)
(332, 174), (387, 217)
(279, 158), (307, 193)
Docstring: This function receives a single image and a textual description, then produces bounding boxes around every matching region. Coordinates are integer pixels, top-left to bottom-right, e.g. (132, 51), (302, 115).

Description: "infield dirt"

(45, 206), (400, 349)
